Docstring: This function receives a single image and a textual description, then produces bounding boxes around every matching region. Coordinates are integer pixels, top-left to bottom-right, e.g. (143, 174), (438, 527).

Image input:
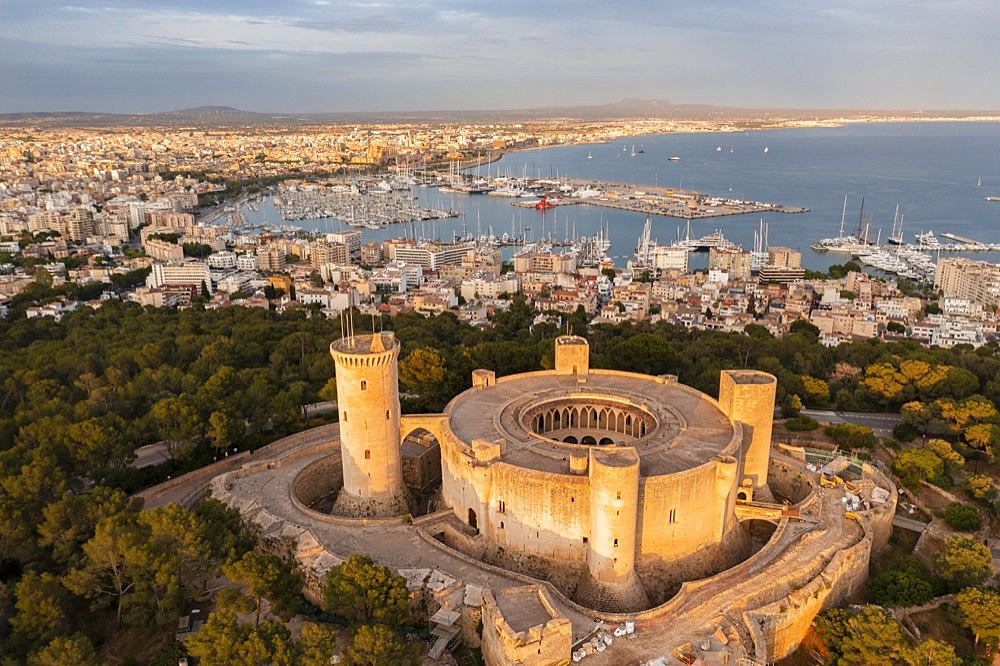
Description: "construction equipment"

(819, 472), (843, 488)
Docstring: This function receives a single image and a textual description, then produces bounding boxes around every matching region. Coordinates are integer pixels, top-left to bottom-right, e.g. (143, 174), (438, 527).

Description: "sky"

(2, 0), (999, 114)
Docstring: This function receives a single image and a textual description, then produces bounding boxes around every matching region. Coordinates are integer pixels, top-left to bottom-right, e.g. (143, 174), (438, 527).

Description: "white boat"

(914, 230), (941, 249)
(668, 156), (681, 161)
(587, 150), (592, 159)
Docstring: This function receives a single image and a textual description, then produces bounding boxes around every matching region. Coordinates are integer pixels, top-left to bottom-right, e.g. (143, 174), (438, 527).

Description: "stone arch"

(599, 437), (614, 446)
(563, 436), (578, 444)
(398, 415), (448, 450)
(581, 435), (597, 446)
(468, 508), (478, 531)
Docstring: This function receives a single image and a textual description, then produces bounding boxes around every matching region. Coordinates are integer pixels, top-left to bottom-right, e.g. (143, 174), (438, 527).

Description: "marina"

(225, 122), (1000, 278)
(270, 181), (458, 228)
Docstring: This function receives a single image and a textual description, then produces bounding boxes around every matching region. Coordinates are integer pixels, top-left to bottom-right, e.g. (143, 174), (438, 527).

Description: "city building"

(147, 260), (213, 293)
(935, 257), (1000, 310)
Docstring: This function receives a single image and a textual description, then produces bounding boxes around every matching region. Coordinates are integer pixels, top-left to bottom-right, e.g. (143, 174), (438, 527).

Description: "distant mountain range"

(0, 100), (995, 128)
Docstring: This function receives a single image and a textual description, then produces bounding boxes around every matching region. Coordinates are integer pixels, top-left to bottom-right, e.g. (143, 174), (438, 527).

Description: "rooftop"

(445, 369), (738, 477)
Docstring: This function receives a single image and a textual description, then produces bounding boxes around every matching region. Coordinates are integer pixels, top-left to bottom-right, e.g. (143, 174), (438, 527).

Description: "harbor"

(505, 178), (809, 220)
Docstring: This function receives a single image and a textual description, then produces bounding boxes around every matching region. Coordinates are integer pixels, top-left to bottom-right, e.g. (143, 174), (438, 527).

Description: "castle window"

(500, 521), (504, 529)
(570, 497), (574, 503)
(385, 409), (390, 420)
(617, 491), (621, 500)
(499, 500), (505, 513)
(360, 380), (367, 391)
(669, 509), (677, 524)
(342, 411), (347, 422)
(364, 449), (371, 460)
(582, 537), (588, 544)
(614, 538), (619, 547)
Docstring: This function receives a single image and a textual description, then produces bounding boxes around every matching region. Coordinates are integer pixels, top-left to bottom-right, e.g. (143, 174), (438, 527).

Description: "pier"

(510, 178), (808, 220)
(940, 232), (981, 244)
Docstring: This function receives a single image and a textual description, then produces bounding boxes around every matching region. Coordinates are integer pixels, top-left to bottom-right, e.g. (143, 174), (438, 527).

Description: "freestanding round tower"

(329, 332), (410, 518)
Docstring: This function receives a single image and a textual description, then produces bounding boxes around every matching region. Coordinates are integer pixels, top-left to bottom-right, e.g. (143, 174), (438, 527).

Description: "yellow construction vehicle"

(819, 472), (844, 488)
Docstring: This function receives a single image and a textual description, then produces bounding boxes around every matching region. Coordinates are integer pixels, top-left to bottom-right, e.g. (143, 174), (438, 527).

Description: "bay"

(241, 121), (1000, 271)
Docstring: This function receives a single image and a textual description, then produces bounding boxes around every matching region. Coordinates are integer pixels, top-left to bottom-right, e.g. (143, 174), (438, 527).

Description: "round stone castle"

(326, 332), (777, 612)
(210, 331), (896, 663)
(434, 335), (776, 611)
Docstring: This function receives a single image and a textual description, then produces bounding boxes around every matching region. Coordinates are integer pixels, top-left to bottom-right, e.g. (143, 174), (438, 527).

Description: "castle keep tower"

(329, 332), (410, 517)
(717, 370), (777, 491)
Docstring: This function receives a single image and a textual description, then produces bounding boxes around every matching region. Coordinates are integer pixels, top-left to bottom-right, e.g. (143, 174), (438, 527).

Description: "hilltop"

(2, 100), (998, 128)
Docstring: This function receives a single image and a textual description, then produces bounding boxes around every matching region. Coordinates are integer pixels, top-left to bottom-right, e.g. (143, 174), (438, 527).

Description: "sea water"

(242, 121), (1000, 271)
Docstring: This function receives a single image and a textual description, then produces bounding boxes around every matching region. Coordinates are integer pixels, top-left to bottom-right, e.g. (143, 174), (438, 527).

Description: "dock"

(510, 179), (808, 220)
(940, 232), (982, 244)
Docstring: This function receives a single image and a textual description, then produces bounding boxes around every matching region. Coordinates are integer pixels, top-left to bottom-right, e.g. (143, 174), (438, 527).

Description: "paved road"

(801, 409), (902, 436)
(133, 442), (171, 469)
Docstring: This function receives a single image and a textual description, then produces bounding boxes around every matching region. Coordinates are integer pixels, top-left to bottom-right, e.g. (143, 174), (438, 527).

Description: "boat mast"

(838, 194), (848, 239)
(855, 197), (866, 242)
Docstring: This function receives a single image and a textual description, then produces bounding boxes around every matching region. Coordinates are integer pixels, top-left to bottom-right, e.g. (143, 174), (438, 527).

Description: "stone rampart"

(743, 523), (871, 662)
(136, 423), (341, 509)
(481, 587), (573, 666)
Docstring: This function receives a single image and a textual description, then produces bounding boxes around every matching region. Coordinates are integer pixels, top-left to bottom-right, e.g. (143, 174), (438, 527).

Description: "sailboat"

(810, 195), (875, 253)
(630, 144), (636, 157)
(587, 150), (592, 159)
(887, 204), (905, 245)
(763, 146), (769, 154)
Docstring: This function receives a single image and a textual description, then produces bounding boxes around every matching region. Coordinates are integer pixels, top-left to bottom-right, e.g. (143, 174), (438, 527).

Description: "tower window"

(499, 500), (505, 513)
(364, 449), (371, 460)
(616, 491), (622, 500)
(669, 509), (677, 524)
(499, 521), (504, 529)
(614, 538), (619, 547)
(385, 409), (390, 420)
(342, 411), (347, 422)
(360, 380), (367, 391)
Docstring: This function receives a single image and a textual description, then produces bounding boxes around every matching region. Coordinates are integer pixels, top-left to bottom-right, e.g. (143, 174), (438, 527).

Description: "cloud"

(1, 1), (1000, 112)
